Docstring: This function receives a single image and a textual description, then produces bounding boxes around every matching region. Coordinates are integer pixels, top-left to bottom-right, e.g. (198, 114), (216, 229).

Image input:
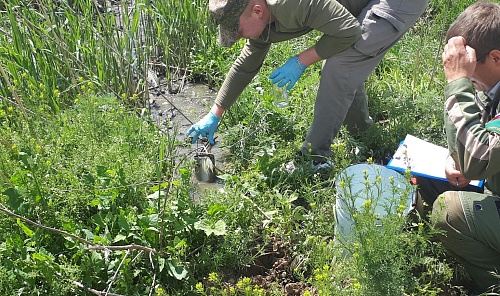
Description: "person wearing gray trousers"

(302, 0), (429, 160)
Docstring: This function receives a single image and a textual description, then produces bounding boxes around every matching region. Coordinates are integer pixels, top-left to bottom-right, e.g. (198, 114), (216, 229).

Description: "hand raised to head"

(442, 36), (477, 83)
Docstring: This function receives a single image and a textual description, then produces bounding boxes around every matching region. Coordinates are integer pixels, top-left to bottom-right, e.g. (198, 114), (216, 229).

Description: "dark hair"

(446, 1), (500, 62)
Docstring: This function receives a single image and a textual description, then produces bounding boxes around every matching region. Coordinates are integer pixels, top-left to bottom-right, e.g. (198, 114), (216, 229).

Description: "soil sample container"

(194, 153), (216, 183)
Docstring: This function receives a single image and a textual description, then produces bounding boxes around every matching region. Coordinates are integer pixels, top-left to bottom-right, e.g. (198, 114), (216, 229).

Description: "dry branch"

(0, 203), (157, 254)
(72, 280), (125, 296)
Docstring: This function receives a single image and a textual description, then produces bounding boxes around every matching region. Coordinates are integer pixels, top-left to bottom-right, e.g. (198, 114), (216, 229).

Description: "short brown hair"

(446, 1), (500, 62)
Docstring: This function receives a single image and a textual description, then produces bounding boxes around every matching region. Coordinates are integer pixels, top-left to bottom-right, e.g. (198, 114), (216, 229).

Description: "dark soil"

(206, 235), (317, 296)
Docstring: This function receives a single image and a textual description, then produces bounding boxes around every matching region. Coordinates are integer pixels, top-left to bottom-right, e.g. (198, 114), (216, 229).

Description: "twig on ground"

(148, 251), (157, 296)
(0, 203), (95, 246)
(73, 280), (125, 296)
(242, 195), (272, 220)
(106, 249), (131, 295)
(86, 244), (157, 254)
(0, 203), (158, 255)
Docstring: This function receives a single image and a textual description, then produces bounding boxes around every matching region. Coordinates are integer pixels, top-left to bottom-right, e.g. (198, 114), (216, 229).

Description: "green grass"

(0, 0), (480, 294)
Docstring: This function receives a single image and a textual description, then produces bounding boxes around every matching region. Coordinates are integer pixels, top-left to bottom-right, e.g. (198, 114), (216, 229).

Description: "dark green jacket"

(444, 78), (500, 195)
(215, 0), (366, 109)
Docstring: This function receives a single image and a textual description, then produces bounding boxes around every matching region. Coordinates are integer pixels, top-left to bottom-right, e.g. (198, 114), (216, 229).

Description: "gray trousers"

(301, 0), (429, 159)
(432, 191), (500, 293)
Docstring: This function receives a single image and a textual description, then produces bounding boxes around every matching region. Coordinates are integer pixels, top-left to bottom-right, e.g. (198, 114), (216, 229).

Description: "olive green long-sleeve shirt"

(215, 0), (366, 110)
(444, 78), (500, 195)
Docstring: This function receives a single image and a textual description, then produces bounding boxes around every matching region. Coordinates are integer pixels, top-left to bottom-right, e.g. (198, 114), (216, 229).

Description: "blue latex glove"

(186, 111), (220, 145)
(269, 55), (307, 90)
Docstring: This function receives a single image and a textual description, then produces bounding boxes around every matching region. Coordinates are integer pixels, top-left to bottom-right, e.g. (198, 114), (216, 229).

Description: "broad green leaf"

(207, 204), (226, 217)
(146, 191), (165, 199)
(194, 219), (227, 236)
(264, 210), (277, 218)
(3, 187), (23, 209)
(92, 213), (105, 228)
(94, 235), (107, 244)
(118, 215), (130, 231)
(64, 236), (76, 244)
(212, 220), (227, 236)
(89, 199), (101, 207)
(178, 168), (189, 176)
(158, 257), (165, 273)
(173, 237), (187, 250)
(82, 229), (94, 241)
(18, 150), (34, 169)
(113, 234), (127, 243)
(16, 219), (33, 237)
(148, 214), (158, 225)
(167, 261), (188, 280)
(294, 212), (306, 221)
(32, 252), (51, 262)
(287, 195), (298, 203)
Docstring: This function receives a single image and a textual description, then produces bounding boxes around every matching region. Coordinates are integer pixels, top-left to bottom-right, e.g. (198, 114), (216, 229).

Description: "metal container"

(194, 153), (216, 183)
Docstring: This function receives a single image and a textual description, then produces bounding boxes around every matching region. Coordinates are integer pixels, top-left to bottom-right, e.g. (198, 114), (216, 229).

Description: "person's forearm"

(215, 40), (271, 109)
(211, 104), (225, 119)
(297, 46), (322, 67)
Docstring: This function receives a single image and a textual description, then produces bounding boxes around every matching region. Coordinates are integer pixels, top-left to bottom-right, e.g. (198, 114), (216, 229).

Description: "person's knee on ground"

(431, 192), (500, 293)
(430, 191), (468, 243)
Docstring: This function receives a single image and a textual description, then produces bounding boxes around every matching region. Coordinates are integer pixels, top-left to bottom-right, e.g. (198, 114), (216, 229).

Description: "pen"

(452, 159), (459, 187)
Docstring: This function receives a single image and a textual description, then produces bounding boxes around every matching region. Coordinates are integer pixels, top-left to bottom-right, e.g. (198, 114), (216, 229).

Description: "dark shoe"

(311, 159), (334, 170)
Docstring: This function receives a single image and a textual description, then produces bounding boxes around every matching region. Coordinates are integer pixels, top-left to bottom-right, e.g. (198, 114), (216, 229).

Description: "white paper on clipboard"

(387, 134), (483, 188)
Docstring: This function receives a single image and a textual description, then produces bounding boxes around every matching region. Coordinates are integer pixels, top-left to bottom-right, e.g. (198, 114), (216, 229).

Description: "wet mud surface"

(147, 82), (228, 192)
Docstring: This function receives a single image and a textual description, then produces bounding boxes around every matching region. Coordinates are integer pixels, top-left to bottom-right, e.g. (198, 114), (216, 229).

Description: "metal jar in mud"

(194, 153), (216, 183)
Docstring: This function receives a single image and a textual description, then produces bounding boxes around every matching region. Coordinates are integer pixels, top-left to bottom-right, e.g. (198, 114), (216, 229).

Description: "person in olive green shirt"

(187, 0), (428, 167)
(415, 2), (500, 294)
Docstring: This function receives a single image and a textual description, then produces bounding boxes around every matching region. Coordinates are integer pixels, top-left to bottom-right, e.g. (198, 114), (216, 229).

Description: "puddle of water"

(148, 82), (227, 193)
(148, 83), (215, 132)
